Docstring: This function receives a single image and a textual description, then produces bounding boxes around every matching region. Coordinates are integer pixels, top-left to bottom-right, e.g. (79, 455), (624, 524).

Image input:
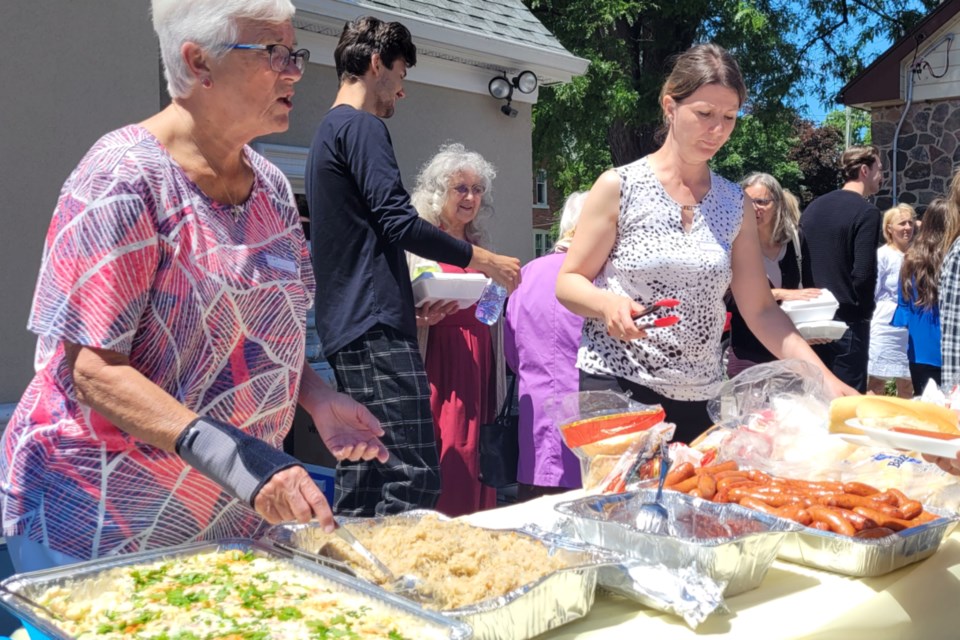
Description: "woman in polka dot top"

(556, 43), (858, 443)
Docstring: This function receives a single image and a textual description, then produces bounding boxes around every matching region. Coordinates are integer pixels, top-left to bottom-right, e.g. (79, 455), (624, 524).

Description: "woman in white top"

(868, 204), (916, 397)
(556, 43), (857, 443)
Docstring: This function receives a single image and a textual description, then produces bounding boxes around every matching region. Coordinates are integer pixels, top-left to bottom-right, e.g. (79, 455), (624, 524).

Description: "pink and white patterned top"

(0, 125), (314, 559)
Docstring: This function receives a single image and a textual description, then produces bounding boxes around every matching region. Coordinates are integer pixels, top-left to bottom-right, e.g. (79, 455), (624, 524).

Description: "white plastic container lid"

(781, 289), (840, 324)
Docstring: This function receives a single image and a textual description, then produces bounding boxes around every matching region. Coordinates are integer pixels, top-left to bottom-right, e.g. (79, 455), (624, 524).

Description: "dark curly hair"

(334, 16), (417, 82)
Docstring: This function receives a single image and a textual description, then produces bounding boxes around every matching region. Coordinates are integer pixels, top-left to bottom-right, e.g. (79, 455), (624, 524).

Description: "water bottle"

(474, 280), (508, 325)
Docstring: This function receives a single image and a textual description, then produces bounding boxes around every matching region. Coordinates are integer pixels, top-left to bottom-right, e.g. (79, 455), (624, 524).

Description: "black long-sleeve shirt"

(728, 241), (802, 362)
(800, 189), (881, 323)
(306, 105), (473, 356)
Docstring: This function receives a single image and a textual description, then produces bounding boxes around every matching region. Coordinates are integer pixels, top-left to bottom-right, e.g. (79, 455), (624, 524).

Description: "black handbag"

(478, 374), (519, 488)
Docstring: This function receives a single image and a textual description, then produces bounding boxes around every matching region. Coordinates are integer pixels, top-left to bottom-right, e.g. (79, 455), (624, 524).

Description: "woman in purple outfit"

(504, 192), (587, 500)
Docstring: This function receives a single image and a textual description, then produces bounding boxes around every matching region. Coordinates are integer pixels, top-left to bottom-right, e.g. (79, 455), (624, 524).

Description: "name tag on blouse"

(698, 241), (725, 254)
(265, 254), (298, 273)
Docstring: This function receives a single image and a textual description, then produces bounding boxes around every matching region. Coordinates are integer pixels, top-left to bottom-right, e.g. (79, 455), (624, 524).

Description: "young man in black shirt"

(306, 16), (521, 516)
(800, 145), (884, 392)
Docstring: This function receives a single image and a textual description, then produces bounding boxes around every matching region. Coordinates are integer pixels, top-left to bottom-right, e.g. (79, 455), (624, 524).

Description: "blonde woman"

(868, 204), (916, 397)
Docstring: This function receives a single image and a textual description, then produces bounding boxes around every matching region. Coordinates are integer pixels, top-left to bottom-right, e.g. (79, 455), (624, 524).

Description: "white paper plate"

(844, 418), (960, 458)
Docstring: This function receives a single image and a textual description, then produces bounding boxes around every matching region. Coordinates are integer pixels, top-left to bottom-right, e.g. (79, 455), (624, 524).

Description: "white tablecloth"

(463, 491), (960, 638)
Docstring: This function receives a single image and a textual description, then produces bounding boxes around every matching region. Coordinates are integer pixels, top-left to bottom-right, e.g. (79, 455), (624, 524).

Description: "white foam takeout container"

(781, 289), (839, 324)
(796, 319), (848, 341)
(412, 272), (489, 307)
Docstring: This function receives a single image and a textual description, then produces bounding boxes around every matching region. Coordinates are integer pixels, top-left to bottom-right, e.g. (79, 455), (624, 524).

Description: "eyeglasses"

(451, 184), (486, 197)
(229, 43), (310, 74)
(751, 198), (774, 207)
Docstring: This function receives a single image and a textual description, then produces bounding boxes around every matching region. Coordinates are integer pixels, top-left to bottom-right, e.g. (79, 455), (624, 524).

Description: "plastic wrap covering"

(262, 511), (616, 640)
(777, 504), (958, 576)
(0, 539), (471, 640)
(555, 489), (801, 596)
(706, 359), (829, 425)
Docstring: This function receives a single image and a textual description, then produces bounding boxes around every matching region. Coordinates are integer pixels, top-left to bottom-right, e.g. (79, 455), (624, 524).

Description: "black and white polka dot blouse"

(577, 157), (745, 401)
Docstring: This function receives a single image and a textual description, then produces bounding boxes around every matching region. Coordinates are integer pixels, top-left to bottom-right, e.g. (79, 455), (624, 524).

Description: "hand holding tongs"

(633, 298), (680, 330)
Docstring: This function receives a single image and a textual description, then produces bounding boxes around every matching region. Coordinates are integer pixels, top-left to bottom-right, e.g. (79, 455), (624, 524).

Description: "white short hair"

(411, 143), (497, 248)
(152, 0), (296, 98)
(554, 191), (588, 251)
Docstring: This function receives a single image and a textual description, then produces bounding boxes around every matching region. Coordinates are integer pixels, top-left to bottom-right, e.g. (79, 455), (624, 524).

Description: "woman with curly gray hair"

(407, 142), (509, 517)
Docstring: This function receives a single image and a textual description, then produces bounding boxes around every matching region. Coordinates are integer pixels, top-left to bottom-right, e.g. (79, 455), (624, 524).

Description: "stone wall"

(871, 100), (960, 213)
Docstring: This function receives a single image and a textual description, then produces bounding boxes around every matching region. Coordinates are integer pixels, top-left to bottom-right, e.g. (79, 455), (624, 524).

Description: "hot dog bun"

(829, 396), (960, 436)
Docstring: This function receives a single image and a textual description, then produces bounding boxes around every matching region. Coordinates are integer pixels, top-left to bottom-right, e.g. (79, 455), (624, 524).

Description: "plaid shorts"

(328, 325), (441, 516)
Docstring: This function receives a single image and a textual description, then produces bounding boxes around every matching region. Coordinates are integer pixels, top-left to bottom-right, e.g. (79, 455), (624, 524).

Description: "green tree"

(526, 0), (934, 198)
(710, 113), (803, 192)
(823, 107), (872, 145)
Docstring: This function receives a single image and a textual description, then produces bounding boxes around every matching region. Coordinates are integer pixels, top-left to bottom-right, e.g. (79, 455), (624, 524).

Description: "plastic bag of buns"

(547, 390), (675, 491)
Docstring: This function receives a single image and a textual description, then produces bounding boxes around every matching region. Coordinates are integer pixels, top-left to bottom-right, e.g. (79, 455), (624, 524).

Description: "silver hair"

(740, 172), (795, 246)
(152, 0), (296, 99)
(411, 143), (497, 248)
(554, 191), (588, 252)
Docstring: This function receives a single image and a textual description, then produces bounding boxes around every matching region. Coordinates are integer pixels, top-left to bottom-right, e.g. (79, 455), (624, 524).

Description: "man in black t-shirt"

(800, 145), (884, 392)
(306, 17), (520, 516)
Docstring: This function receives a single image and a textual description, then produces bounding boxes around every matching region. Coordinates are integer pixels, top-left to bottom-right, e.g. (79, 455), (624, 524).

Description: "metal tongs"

(333, 521), (433, 603)
(633, 298), (680, 330)
(333, 523), (395, 581)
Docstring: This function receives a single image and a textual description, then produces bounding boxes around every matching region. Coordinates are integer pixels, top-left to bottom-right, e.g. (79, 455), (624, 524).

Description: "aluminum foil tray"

(262, 510), (617, 640)
(0, 538), (471, 640)
(776, 505), (958, 577)
(555, 489), (801, 596)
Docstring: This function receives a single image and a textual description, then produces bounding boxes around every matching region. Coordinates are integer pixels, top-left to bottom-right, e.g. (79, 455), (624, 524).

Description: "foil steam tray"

(0, 538), (471, 640)
(776, 504), (958, 577)
(555, 489), (801, 596)
(262, 510), (617, 640)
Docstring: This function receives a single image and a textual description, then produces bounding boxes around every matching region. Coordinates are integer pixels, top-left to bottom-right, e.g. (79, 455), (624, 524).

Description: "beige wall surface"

(0, 2), (161, 403)
(263, 63), (535, 264)
(0, 13), (534, 405)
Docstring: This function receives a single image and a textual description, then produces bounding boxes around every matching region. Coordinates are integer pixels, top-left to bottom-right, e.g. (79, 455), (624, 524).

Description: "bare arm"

(556, 170), (647, 340)
(730, 202), (858, 398)
(66, 342), (195, 451)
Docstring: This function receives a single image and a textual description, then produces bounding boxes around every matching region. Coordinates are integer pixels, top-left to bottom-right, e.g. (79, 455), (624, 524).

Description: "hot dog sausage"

(808, 506), (857, 536)
(665, 462), (695, 486)
(695, 461), (738, 475)
(773, 504), (813, 526)
(851, 506), (913, 531)
(697, 473), (717, 500)
(842, 481), (880, 497)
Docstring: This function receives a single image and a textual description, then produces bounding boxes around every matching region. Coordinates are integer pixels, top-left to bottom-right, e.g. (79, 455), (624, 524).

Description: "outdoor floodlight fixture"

(488, 70), (539, 118)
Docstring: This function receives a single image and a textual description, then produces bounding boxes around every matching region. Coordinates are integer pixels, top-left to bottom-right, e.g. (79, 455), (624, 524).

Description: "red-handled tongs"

(633, 298), (680, 321)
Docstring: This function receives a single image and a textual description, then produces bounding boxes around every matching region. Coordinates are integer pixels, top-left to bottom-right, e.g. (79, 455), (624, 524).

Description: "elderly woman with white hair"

(407, 142), (508, 516)
(504, 191), (588, 501)
(0, 0), (388, 576)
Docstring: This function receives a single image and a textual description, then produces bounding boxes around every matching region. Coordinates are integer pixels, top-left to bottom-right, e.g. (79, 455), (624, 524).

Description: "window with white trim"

(534, 230), (555, 257)
(534, 169), (548, 207)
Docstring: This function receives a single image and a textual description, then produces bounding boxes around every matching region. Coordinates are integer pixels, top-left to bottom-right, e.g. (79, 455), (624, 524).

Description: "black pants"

(328, 325), (441, 516)
(813, 319), (870, 393)
(579, 370), (713, 444)
(909, 363), (942, 394)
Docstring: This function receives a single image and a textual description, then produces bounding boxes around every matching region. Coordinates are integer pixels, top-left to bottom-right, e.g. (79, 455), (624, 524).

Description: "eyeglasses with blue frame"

(229, 43), (310, 74)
